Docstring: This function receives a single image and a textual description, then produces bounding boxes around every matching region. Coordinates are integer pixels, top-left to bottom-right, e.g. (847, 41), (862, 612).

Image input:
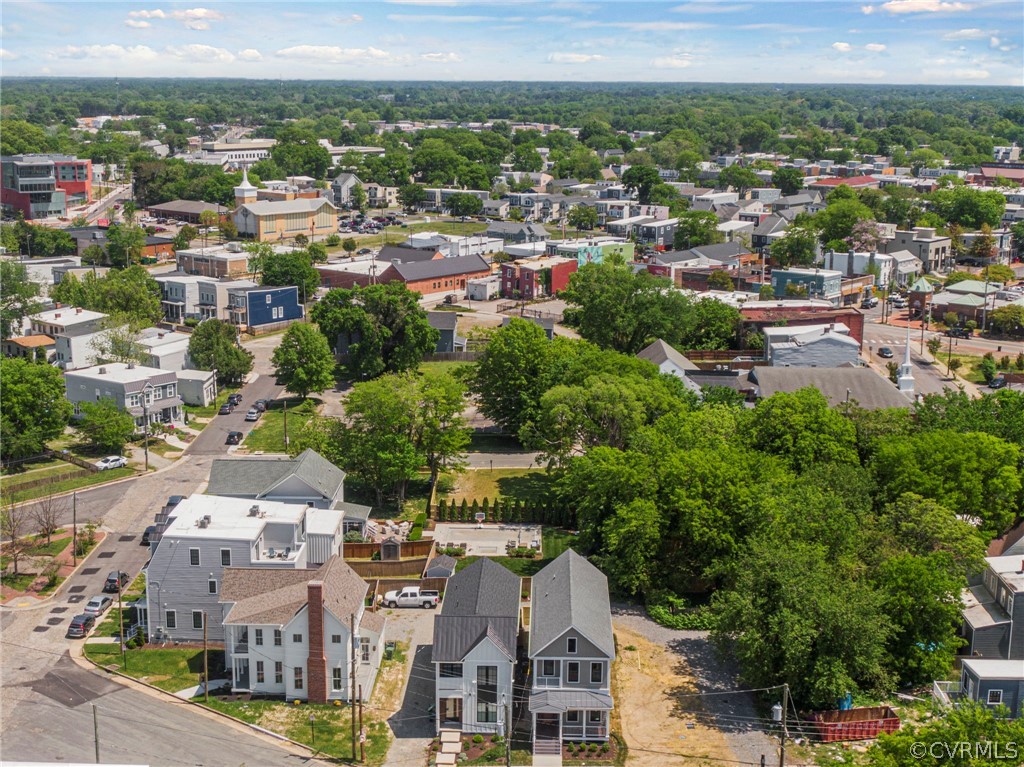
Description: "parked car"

(141, 526), (157, 546)
(227, 393), (243, 406)
(67, 614), (96, 638)
(861, 297), (879, 309)
(253, 399), (269, 412)
(226, 430), (244, 445)
(382, 586), (440, 609)
(83, 595), (113, 616)
(989, 376), (1009, 389)
(878, 347), (895, 358)
(95, 455), (127, 471)
(218, 404), (234, 415)
(357, 248), (372, 255)
(244, 408), (261, 422)
(167, 495), (185, 508)
(103, 571), (130, 593)
(946, 327), (972, 338)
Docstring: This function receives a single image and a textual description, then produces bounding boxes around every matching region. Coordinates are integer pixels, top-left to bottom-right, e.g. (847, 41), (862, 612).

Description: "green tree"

(769, 225), (818, 268)
(748, 388), (859, 470)
(929, 186), (1006, 229)
(816, 198), (876, 246)
(187, 319), (253, 384)
(566, 204), (598, 235)
(271, 128), (332, 179)
(980, 263), (1014, 284)
(621, 165), (662, 205)
(0, 358), (73, 460)
(926, 336), (943, 357)
(599, 499), (662, 597)
(0, 261), (42, 338)
(988, 304), (1024, 337)
(716, 165), (759, 196)
(673, 210), (724, 250)
(683, 297), (740, 350)
(50, 266), (162, 327)
(706, 269), (734, 291)
(105, 223), (146, 268)
(351, 183), (368, 213)
(417, 372), (471, 487)
(260, 250), (320, 299)
(511, 145), (543, 173)
(445, 193), (483, 219)
(342, 237), (357, 255)
(772, 167), (805, 196)
(77, 398), (136, 453)
(562, 260), (693, 354)
(398, 184), (427, 212)
(306, 242), (328, 264)
(173, 224), (197, 251)
(944, 270), (975, 287)
(270, 322), (336, 399)
(310, 283), (438, 379)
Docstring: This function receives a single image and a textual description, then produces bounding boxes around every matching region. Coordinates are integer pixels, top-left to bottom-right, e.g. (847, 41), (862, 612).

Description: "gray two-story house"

(960, 555), (1024, 660)
(64, 362), (182, 427)
(433, 559), (521, 735)
(528, 550), (615, 751)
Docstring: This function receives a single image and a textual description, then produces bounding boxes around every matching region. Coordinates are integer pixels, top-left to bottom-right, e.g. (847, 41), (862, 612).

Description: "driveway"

(381, 607), (437, 767)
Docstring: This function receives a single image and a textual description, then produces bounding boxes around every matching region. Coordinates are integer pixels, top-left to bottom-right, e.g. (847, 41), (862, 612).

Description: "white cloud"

(832, 42), (853, 52)
(865, 42), (887, 51)
(861, 4), (876, 13)
(237, 49), (262, 61)
(672, 2), (752, 13)
(166, 44), (235, 63)
(127, 7), (224, 28)
(124, 19), (151, 28)
(652, 53), (697, 68)
(0, 48), (19, 60)
(420, 51), (463, 63)
(334, 14), (364, 24)
(989, 36), (1001, 48)
(942, 28), (986, 39)
(275, 45), (397, 64)
(548, 52), (606, 63)
(574, 20), (711, 31)
(953, 67), (990, 79)
(185, 20), (210, 30)
(387, 14), (503, 23)
(50, 44), (159, 61)
(880, 0), (971, 13)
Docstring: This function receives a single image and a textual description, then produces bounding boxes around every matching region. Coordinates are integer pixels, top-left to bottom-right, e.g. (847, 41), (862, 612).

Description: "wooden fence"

(348, 557), (432, 579)
(344, 539), (434, 560)
(3, 469), (91, 496)
(422, 351), (483, 363)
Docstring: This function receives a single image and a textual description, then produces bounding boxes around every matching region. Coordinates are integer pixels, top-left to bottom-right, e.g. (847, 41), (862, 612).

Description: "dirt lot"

(614, 623), (740, 766)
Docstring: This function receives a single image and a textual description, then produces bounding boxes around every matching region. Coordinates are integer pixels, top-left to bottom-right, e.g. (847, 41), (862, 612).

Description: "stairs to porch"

(533, 738), (562, 767)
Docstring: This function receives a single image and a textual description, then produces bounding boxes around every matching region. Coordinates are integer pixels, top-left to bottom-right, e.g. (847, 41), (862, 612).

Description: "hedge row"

(407, 512), (427, 542)
(434, 497), (576, 528)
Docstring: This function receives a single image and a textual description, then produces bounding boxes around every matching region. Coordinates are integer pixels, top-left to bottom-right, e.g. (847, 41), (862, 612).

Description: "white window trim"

(189, 548), (200, 566)
(987, 689), (1003, 705)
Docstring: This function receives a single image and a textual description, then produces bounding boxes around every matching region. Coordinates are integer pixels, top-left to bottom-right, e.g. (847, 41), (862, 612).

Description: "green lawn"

(184, 385), (240, 420)
(1, 458), (66, 477)
(455, 528), (579, 576)
(0, 572), (37, 591)
(446, 468), (551, 504)
(84, 645), (224, 693)
(27, 535), (72, 558)
(385, 220), (488, 238)
(243, 400), (317, 453)
(8, 466), (135, 504)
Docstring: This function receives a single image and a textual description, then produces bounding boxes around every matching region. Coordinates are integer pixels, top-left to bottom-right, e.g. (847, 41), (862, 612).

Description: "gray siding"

(968, 624), (1009, 659)
(964, 671), (1024, 718)
(534, 629), (610, 661)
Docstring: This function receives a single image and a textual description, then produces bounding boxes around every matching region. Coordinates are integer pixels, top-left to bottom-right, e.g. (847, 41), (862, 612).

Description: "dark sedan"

(226, 431), (243, 445)
(218, 404), (234, 415)
(878, 347), (895, 359)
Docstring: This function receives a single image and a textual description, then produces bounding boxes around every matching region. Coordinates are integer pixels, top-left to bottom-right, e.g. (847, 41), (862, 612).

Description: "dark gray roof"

(427, 311), (459, 332)
(431, 615), (519, 662)
(148, 199), (228, 215)
(441, 558), (521, 618)
(424, 554), (457, 577)
(486, 222), (549, 238)
(207, 449), (346, 500)
(386, 254), (489, 282)
(529, 690), (614, 713)
(530, 550), (614, 658)
(751, 367), (912, 410)
(334, 501), (372, 521)
(636, 339), (697, 371)
(689, 242), (750, 261)
(753, 215), (788, 236)
(379, 245), (440, 263)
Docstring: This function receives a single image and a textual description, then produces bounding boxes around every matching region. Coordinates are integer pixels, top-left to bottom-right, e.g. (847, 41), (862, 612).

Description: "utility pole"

(72, 491), (78, 566)
(351, 613), (357, 762)
(778, 683), (789, 767)
(283, 400), (289, 447)
(118, 585), (126, 670)
(203, 611), (209, 703)
(504, 692), (512, 767)
(358, 684), (365, 762)
(93, 704), (100, 763)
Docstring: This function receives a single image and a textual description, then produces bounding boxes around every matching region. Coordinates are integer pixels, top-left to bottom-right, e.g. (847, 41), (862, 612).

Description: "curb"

(76, 649), (326, 762)
(0, 530), (110, 610)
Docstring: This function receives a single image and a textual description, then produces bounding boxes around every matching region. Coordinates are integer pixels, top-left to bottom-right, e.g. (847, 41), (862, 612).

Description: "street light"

(309, 712), (315, 746)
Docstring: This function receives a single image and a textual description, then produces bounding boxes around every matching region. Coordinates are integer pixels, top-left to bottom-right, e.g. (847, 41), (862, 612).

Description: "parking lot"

(431, 523), (542, 556)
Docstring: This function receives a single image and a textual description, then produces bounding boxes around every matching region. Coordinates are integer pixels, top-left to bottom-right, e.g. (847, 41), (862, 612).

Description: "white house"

(433, 559), (521, 735)
(29, 306), (109, 370)
(64, 362), (182, 426)
(136, 328), (191, 371)
(635, 339), (702, 396)
(221, 556), (385, 703)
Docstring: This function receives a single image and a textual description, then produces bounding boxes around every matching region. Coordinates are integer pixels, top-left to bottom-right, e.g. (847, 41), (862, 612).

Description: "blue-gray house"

(427, 311), (467, 353)
(227, 285), (303, 333)
(935, 659), (1024, 719)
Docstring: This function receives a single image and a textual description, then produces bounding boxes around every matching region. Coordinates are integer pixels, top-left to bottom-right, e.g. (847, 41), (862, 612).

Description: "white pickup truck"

(382, 586), (440, 609)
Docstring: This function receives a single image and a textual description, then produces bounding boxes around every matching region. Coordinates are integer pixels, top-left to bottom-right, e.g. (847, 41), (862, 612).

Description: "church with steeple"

(232, 165), (338, 242)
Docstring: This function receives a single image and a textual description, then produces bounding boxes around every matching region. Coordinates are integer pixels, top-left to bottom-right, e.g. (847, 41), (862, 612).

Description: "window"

(331, 634), (342, 644)
(439, 663), (463, 678)
(275, 661), (283, 684)
(987, 689), (1003, 705)
(333, 668), (343, 691)
(166, 610), (177, 629)
(476, 702), (498, 723)
(590, 662), (603, 685)
(221, 549), (231, 566)
(293, 633), (303, 643)
(274, 629), (282, 646)
(266, 294), (272, 304)
(189, 548), (200, 566)
(567, 637), (577, 654)
(589, 711), (603, 724)
(361, 638), (370, 662)
(294, 667), (303, 690)
(567, 662), (580, 683)
(255, 629), (263, 646)
(192, 611), (204, 630)
(541, 659), (558, 677)
(478, 665), (498, 704)
(208, 579), (217, 594)
(566, 711), (580, 723)
(256, 661), (265, 684)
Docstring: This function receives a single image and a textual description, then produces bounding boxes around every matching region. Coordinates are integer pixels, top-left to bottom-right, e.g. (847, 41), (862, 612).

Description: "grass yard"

(27, 535), (72, 558)
(455, 527), (578, 576)
(446, 468), (551, 504)
(8, 467), (135, 504)
(385, 221), (488, 238)
(183, 386), (240, 420)
(84, 645), (224, 693)
(417, 360), (476, 376)
(243, 400), (317, 453)
(1, 458), (67, 477)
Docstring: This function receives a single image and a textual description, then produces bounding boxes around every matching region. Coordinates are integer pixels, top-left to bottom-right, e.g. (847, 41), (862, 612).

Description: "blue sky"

(1, 0), (1021, 85)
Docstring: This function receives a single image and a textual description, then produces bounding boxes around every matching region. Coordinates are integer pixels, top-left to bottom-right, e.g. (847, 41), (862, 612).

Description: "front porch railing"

(562, 724), (608, 740)
(933, 680), (961, 708)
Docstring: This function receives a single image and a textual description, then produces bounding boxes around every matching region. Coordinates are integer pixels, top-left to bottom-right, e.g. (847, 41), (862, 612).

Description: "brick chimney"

(306, 581), (328, 704)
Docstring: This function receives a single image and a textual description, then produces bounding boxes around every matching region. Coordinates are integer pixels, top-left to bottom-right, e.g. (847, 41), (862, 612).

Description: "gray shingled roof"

(379, 245), (441, 264)
(386, 254), (489, 282)
(636, 339), (698, 371)
(424, 554), (457, 577)
(221, 555), (368, 626)
(206, 449), (345, 501)
(530, 550), (614, 659)
(441, 558), (521, 618)
(751, 367), (911, 410)
(431, 616), (519, 663)
(427, 311), (459, 332)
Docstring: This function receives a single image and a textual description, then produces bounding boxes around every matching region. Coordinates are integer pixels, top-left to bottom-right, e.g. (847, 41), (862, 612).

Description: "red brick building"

(377, 254), (491, 296)
(1, 154), (92, 220)
(499, 256), (577, 299)
(740, 304), (866, 346)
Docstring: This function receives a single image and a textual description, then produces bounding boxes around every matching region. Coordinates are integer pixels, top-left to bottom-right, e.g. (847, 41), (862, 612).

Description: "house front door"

(440, 697), (463, 727)
(535, 713), (560, 741)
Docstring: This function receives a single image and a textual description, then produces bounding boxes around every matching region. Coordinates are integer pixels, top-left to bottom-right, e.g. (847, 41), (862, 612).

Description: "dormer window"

(567, 637), (577, 654)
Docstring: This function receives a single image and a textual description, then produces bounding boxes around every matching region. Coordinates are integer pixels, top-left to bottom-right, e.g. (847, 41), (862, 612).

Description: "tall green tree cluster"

(186, 319), (253, 385)
(0, 358), (73, 460)
(49, 266), (162, 327)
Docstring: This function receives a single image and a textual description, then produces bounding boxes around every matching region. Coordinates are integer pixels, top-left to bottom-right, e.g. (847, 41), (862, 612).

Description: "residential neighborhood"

(2, 22), (1024, 767)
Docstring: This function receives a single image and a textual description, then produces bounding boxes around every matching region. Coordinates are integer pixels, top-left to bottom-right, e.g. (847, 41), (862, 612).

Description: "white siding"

(435, 636), (514, 735)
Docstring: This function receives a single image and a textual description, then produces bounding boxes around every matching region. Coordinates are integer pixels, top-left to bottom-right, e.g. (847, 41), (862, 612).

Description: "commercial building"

(232, 169), (337, 242)
(499, 256), (577, 300)
(176, 243), (252, 278)
(1, 154), (92, 219)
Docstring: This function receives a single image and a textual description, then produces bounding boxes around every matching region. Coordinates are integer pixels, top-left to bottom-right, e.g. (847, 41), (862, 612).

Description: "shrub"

(567, 743), (577, 755)
(436, 475), (455, 495)
(325, 233), (341, 247)
(472, 734), (484, 744)
(600, 742), (610, 754)
(999, 355), (1011, 369)
(481, 746), (503, 760)
(43, 559), (60, 588)
(183, 317), (200, 328)
(646, 590), (718, 630)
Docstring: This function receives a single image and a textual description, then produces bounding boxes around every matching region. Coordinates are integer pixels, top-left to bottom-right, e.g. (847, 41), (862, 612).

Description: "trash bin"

(384, 641), (396, 660)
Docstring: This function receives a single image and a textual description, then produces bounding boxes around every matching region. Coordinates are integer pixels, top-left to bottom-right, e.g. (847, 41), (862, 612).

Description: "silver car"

(83, 595), (113, 616)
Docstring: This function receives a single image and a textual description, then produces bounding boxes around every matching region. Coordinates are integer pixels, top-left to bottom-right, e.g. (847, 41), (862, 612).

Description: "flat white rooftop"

(31, 307), (107, 325)
(67, 362), (169, 384)
(961, 658), (1024, 678)
(163, 494), (310, 540)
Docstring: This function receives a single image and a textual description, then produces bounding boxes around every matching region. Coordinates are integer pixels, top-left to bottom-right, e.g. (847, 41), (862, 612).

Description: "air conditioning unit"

(226, 241), (242, 253)
(249, 505), (260, 517)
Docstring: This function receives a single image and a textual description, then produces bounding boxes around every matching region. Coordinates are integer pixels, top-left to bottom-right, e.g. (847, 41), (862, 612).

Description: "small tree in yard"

(342, 238), (357, 255)
(1, 497), (33, 576)
(77, 399), (136, 454)
(926, 336), (942, 358)
(32, 491), (68, 544)
(948, 357), (963, 378)
(271, 322), (336, 399)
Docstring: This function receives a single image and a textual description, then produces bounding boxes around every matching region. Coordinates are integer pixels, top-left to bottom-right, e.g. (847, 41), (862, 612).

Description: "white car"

(95, 456), (127, 470)
(244, 408), (261, 422)
(83, 595), (113, 616)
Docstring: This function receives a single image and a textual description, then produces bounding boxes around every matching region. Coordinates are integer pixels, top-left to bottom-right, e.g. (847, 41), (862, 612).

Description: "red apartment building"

(1, 154), (92, 220)
(499, 256), (577, 300)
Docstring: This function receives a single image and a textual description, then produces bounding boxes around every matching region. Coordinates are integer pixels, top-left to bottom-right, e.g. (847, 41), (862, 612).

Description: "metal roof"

(530, 550), (614, 659)
(385, 254), (489, 282)
(431, 559), (522, 663)
(431, 616), (519, 663)
(528, 690), (614, 713)
(751, 367), (911, 410)
(636, 339), (698, 371)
